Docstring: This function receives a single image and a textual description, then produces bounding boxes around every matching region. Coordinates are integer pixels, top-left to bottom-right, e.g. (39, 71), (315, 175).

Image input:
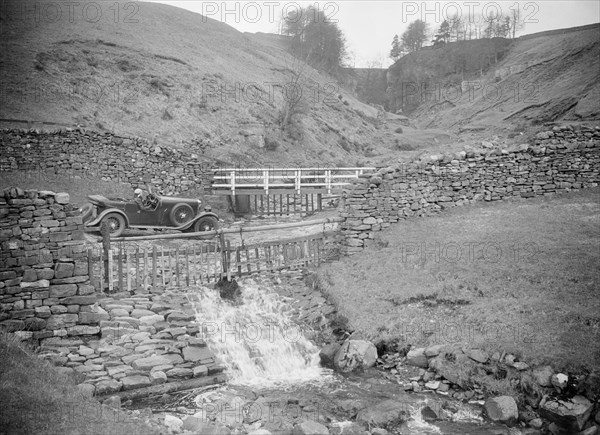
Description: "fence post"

(100, 221), (111, 292)
(152, 245), (157, 291)
(219, 232), (228, 279)
(118, 243), (123, 292)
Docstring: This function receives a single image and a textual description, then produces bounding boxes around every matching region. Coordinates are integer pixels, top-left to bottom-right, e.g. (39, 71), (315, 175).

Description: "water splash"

(405, 398), (486, 435)
(406, 400), (443, 434)
(190, 280), (325, 387)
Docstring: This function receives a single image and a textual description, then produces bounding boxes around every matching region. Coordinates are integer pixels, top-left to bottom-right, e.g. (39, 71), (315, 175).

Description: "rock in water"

(164, 414), (183, 433)
(292, 420), (329, 435)
(216, 278), (241, 302)
(319, 343), (341, 369)
(356, 399), (409, 428)
(333, 340), (377, 372)
(484, 396), (519, 424)
(539, 395), (594, 432)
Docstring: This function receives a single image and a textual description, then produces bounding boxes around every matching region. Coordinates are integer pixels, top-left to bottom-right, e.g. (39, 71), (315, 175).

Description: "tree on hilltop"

(281, 6), (348, 74)
(390, 34), (402, 61)
(432, 20), (451, 46)
(400, 20), (429, 52)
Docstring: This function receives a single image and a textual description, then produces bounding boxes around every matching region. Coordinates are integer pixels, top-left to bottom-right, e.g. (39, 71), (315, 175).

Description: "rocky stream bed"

(32, 271), (600, 435)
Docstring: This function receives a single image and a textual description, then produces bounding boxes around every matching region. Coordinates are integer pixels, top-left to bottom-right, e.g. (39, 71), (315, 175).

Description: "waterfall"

(190, 280), (324, 387)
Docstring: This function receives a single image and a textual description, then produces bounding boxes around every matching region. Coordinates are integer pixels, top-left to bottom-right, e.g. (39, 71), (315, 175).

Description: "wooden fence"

(212, 167), (375, 196)
(88, 233), (336, 292)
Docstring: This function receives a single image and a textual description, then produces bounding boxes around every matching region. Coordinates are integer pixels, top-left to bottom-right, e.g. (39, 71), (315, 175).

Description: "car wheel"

(79, 203), (94, 223)
(192, 216), (219, 238)
(170, 203), (194, 226)
(101, 213), (126, 238)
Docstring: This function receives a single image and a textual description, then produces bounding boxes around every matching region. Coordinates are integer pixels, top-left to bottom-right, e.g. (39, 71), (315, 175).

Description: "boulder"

(333, 340), (377, 372)
(533, 365), (554, 387)
(139, 314), (165, 325)
(131, 309), (155, 319)
(182, 417), (231, 434)
(484, 396), (519, 424)
(292, 420), (329, 435)
(120, 375), (151, 390)
(54, 192), (70, 204)
(183, 346), (214, 363)
(95, 379), (123, 395)
(428, 355), (472, 388)
(539, 395), (594, 432)
(406, 347), (428, 368)
(164, 414), (183, 433)
(150, 371), (167, 384)
(466, 348), (489, 364)
(551, 373), (569, 390)
(132, 355), (173, 370)
(356, 399), (408, 428)
(248, 430), (272, 435)
(578, 371), (600, 401)
(424, 344), (447, 357)
(319, 343), (341, 369)
(328, 421), (368, 434)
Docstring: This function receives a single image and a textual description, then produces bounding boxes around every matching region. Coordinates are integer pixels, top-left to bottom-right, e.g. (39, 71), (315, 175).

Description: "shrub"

(264, 136), (280, 151)
(395, 139), (415, 151)
(395, 127), (403, 134)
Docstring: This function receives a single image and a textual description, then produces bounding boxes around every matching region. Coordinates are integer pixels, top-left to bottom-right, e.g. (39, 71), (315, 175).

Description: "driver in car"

(134, 188), (148, 209)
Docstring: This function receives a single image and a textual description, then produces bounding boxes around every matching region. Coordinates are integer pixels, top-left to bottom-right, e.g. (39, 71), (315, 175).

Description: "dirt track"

(83, 209), (341, 249)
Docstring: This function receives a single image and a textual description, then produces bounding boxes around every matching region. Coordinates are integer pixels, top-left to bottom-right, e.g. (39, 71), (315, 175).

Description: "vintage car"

(79, 190), (219, 238)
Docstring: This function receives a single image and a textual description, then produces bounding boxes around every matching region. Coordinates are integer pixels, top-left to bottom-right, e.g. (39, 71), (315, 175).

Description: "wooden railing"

(88, 230), (339, 292)
(212, 167), (375, 195)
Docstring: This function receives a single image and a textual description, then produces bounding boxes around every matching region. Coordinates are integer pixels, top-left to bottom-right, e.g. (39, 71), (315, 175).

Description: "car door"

(124, 201), (159, 226)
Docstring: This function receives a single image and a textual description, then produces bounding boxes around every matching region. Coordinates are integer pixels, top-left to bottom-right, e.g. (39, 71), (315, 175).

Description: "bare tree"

(278, 55), (315, 140)
(507, 5), (526, 38)
(281, 6), (348, 74)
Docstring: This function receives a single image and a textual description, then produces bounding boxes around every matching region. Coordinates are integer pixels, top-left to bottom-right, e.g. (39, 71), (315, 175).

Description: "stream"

(173, 281), (510, 434)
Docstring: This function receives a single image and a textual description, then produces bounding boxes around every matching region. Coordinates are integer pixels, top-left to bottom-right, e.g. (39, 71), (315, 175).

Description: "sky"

(152, 1), (600, 67)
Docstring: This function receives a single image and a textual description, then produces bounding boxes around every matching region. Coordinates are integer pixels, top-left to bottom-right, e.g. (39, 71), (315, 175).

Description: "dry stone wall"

(0, 128), (212, 195)
(340, 125), (600, 252)
(0, 188), (101, 339)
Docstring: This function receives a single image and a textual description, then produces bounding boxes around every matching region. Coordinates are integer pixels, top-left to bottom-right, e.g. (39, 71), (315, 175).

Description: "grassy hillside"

(319, 188), (600, 373)
(0, 0), (402, 166)
(0, 333), (160, 434)
(385, 25), (600, 133)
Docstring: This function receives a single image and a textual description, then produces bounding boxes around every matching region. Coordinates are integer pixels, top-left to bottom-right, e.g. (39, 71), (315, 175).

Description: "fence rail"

(89, 232), (337, 292)
(212, 167), (374, 196)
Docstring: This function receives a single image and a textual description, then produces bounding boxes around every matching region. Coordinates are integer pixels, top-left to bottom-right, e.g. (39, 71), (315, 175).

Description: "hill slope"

(386, 24), (600, 132)
(0, 0), (399, 166)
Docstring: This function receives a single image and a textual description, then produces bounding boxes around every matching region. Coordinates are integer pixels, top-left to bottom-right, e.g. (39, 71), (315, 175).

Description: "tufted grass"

(0, 333), (158, 435)
(320, 188), (600, 374)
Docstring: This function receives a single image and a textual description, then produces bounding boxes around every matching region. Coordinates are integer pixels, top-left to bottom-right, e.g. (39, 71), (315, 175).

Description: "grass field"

(0, 170), (209, 209)
(319, 188), (600, 374)
(0, 333), (158, 435)
(0, 170), (134, 206)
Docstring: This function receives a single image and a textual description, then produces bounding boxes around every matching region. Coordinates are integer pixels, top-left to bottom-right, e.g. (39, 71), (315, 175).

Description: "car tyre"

(101, 213), (126, 238)
(192, 216), (219, 238)
(170, 203), (195, 226)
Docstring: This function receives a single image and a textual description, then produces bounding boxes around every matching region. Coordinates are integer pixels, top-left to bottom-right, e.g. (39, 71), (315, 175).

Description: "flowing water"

(190, 281), (326, 386)
(189, 281), (507, 435)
